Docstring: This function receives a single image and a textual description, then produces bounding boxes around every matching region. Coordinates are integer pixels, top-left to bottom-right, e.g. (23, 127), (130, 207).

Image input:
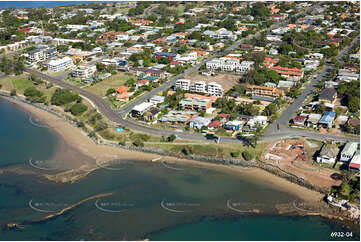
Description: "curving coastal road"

(24, 3), (359, 144)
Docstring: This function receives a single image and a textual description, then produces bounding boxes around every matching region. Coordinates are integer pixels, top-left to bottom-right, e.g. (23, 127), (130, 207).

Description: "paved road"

(265, 36), (360, 138)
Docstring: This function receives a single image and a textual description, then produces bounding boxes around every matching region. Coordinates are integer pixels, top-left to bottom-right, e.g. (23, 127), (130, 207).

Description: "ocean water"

(0, 99), (359, 241)
(0, 99), (58, 167)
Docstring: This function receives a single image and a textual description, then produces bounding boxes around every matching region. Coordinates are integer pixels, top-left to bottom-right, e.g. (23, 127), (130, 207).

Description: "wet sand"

(6, 97), (323, 203)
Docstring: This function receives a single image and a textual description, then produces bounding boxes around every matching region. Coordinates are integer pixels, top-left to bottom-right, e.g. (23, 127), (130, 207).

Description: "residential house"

(130, 67), (168, 79)
(189, 116), (212, 129)
(116, 86), (129, 94)
(144, 108), (160, 121)
(277, 81), (294, 91)
(347, 118), (360, 134)
(154, 52), (177, 60)
(149, 95), (165, 104)
(340, 142), (358, 163)
(136, 79), (150, 89)
(131, 102), (154, 117)
(245, 116), (268, 129)
(224, 120), (243, 131)
(349, 150), (360, 171)
(117, 92), (132, 102)
(293, 115), (307, 126)
(337, 69), (359, 82)
(318, 88), (337, 104)
(159, 110), (197, 124)
(316, 144), (339, 164)
(208, 121), (222, 130)
(318, 112), (336, 128)
(306, 113), (321, 127)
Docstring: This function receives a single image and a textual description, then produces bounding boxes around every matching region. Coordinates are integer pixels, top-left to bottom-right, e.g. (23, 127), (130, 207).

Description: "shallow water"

(0, 99), (359, 241)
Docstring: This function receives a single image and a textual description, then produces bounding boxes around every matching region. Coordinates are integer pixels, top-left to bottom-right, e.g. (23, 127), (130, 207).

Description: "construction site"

(261, 138), (343, 190)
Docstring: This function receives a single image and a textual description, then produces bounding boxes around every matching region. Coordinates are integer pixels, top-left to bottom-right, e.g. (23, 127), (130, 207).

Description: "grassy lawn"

(146, 143), (264, 159)
(116, 7), (130, 15)
(11, 75), (33, 93)
(65, 77), (88, 88)
(85, 72), (135, 97)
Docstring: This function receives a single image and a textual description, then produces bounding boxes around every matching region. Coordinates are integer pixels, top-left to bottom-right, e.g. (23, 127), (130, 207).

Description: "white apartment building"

(207, 82), (223, 96)
(206, 58), (254, 74)
(48, 56), (74, 72)
(72, 65), (96, 79)
(116, 33), (130, 41)
(175, 79), (191, 91)
(28, 46), (57, 63)
(190, 81), (207, 93)
(66, 24), (89, 31)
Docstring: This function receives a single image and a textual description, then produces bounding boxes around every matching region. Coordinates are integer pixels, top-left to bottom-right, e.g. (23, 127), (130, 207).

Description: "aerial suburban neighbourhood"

(0, 1), (360, 240)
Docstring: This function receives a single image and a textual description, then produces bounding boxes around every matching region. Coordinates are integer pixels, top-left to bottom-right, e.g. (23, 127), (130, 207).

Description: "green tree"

(51, 88), (79, 106)
(242, 150), (254, 161)
(69, 103), (88, 116)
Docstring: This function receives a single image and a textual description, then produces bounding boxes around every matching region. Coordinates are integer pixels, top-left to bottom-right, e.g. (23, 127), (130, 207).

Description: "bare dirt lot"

(261, 138), (343, 190)
(185, 73), (240, 92)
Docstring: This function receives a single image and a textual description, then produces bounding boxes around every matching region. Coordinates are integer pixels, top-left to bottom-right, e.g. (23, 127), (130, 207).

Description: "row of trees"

(0, 56), (25, 75)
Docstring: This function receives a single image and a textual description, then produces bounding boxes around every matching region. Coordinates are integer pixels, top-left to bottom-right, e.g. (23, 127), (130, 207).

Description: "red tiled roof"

(350, 163), (360, 169)
(116, 86), (129, 93)
(170, 61), (182, 65)
(294, 116), (307, 122)
(219, 113), (230, 118)
(137, 79), (150, 85)
(208, 121), (222, 127)
(270, 66), (304, 76)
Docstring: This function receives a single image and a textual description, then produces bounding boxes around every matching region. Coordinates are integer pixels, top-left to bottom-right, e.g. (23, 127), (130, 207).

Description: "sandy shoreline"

(3, 97), (323, 203)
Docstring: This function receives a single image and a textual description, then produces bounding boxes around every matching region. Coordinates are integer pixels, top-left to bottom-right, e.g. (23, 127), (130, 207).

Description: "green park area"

(84, 72), (136, 97)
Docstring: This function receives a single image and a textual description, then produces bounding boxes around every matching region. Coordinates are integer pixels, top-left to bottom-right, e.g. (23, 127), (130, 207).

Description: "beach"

(3, 97), (325, 203)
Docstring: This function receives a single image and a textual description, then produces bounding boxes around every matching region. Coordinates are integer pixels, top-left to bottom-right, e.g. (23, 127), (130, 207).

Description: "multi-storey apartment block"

(190, 81), (207, 93)
(71, 65), (96, 79)
(175, 79), (191, 91)
(47, 56), (74, 72)
(28, 46), (57, 63)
